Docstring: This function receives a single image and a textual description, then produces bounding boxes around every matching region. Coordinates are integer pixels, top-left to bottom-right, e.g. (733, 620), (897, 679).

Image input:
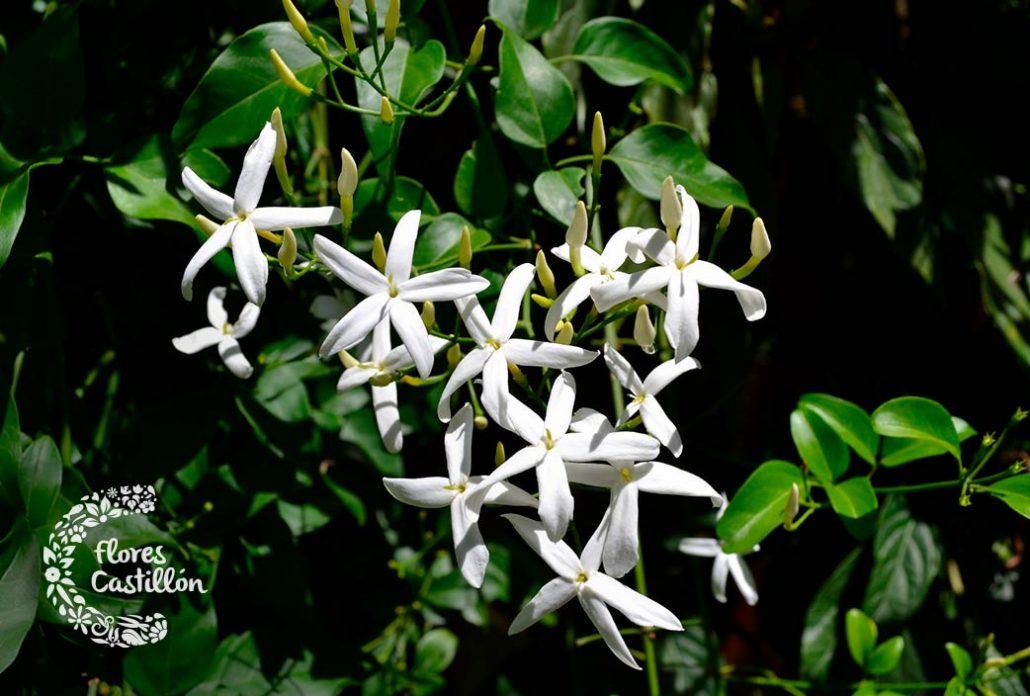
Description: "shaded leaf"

(845, 608), (878, 668)
(986, 475), (1030, 519)
(800, 547), (862, 681)
(454, 137), (508, 220)
(488, 0), (560, 40)
(412, 213), (491, 268)
(533, 167), (586, 226)
(0, 519), (39, 674)
(571, 18), (692, 93)
(826, 477), (878, 519)
(415, 628), (458, 673)
(123, 599), (218, 696)
(880, 417), (975, 467)
(18, 435), (62, 528)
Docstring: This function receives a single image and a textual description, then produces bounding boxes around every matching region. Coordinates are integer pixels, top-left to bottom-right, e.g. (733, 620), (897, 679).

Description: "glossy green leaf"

(106, 136), (197, 227)
(862, 496), (941, 624)
(18, 436), (62, 528)
(872, 397), (961, 462)
(0, 519), (39, 674)
(533, 167), (586, 226)
(986, 475), (1030, 519)
(321, 472), (367, 526)
(495, 24), (575, 148)
(658, 625), (722, 695)
(826, 477), (878, 519)
(0, 169), (29, 269)
(868, 636), (905, 676)
(339, 408), (402, 476)
(354, 176), (441, 222)
(945, 642), (973, 680)
(0, 394), (22, 511)
(800, 547), (862, 681)
(799, 393), (879, 465)
(454, 137), (508, 220)
(944, 676), (969, 696)
(182, 149), (231, 189)
(415, 628), (458, 673)
(254, 359), (330, 423)
(412, 213), (491, 268)
(570, 18), (692, 93)
(716, 460), (803, 554)
(880, 417), (975, 467)
(845, 608), (878, 668)
(608, 124), (750, 211)
(790, 408), (848, 483)
(488, 0), (560, 40)
(123, 600), (218, 696)
(173, 23), (339, 150)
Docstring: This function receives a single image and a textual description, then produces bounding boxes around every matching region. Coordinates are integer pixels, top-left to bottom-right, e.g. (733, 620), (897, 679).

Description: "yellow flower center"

(620, 467), (634, 483)
(575, 571), (588, 584)
(222, 322), (233, 335)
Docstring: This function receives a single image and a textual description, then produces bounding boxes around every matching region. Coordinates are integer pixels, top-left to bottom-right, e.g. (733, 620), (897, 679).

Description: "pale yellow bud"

(271, 108), (288, 160)
(567, 200), (588, 248)
(591, 111), (606, 171)
(555, 322), (574, 345)
(530, 293), (553, 309)
(335, 0), (358, 54)
(283, 0), (315, 43)
(270, 49), (312, 96)
(278, 227), (297, 274)
(751, 217), (771, 260)
(384, 0), (400, 42)
(370, 372), (394, 387)
(494, 442), (506, 467)
(372, 232), (387, 271)
(420, 300), (435, 330)
(337, 147), (359, 198)
(380, 96), (395, 125)
(633, 305), (656, 355)
(718, 205), (734, 232)
(458, 226), (473, 269)
(536, 250), (557, 298)
(784, 482), (800, 529)
(446, 343), (463, 369)
(468, 25), (486, 66)
(339, 350), (359, 368)
(196, 214), (219, 236)
(660, 176), (681, 237)
(474, 415), (489, 430)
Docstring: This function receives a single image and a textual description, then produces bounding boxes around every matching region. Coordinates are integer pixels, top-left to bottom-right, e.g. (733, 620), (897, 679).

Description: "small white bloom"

(180, 122), (343, 306)
(437, 264), (597, 426)
(503, 513), (683, 670)
(383, 404), (537, 587)
(592, 185), (766, 359)
(172, 287), (260, 378)
(677, 497), (759, 606)
(314, 210), (489, 378)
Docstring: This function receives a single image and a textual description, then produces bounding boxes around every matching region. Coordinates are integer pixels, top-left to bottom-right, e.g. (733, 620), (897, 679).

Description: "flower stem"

(634, 541), (660, 696)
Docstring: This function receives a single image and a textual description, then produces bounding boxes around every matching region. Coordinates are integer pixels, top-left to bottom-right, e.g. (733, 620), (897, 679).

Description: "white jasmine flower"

(180, 122), (343, 306)
(437, 263), (597, 425)
(503, 513), (683, 669)
(314, 210), (489, 378)
(383, 404), (537, 587)
(564, 408), (721, 578)
(469, 372), (659, 541)
(172, 287), (259, 379)
(337, 320), (449, 452)
(603, 344), (701, 457)
(677, 497), (759, 606)
(592, 184), (766, 359)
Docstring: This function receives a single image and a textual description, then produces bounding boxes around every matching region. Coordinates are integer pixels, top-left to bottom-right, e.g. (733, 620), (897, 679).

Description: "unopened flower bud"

(718, 205), (734, 232)
(384, 0), (400, 42)
(337, 147), (358, 198)
(278, 227), (298, 274)
(468, 25), (486, 66)
(420, 300), (435, 330)
(567, 200), (589, 276)
(196, 214), (219, 235)
(660, 176), (681, 239)
(494, 442), (506, 467)
(536, 250), (557, 298)
(458, 226), (473, 269)
(750, 217), (771, 260)
(508, 362), (527, 386)
(339, 350), (359, 368)
(783, 482), (800, 529)
(555, 322), (574, 345)
(633, 305), (656, 354)
(530, 293), (553, 309)
(283, 0), (315, 43)
(591, 111), (606, 171)
(446, 343), (463, 368)
(380, 96), (395, 125)
(474, 415), (489, 430)
(270, 49), (312, 96)
(270, 108), (293, 196)
(370, 372), (394, 387)
(335, 0), (358, 54)
(372, 232), (387, 271)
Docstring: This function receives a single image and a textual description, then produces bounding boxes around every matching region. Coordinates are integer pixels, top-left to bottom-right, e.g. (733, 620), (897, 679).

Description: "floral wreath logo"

(43, 485), (168, 648)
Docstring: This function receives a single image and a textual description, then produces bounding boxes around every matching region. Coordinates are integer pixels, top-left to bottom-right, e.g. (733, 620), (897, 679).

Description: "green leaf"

(845, 608), (878, 668)
(254, 359), (330, 423)
(123, 599), (218, 696)
(321, 472), (367, 526)
(0, 169), (29, 269)
(862, 496), (941, 624)
(495, 24), (575, 148)
(986, 475), (1030, 519)
(868, 636), (905, 676)
(716, 460), (803, 554)
(339, 409), (402, 476)
(480, 543), (510, 603)
(106, 136), (198, 227)
(533, 167), (586, 226)
(354, 176), (441, 222)
(488, 0), (560, 40)
(608, 124), (750, 211)
(277, 500), (332, 536)
(790, 408), (848, 483)
(826, 477), (878, 519)
(872, 397), (961, 462)
(173, 23), (339, 150)
(658, 625), (722, 695)
(454, 137), (509, 220)
(181, 149), (231, 189)
(0, 394), (22, 511)
(799, 393), (879, 465)
(0, 519), (40, 674)
(944, 676), (970, 696)
(570, 18), (692, 93)
(800, 547), (862, 681)
(880, 417), (975, 467)
(945, 642), (973, 680)
(18, 436), (62, 528)
(412, 213), (491, 267)
(415, 628), (459, 674)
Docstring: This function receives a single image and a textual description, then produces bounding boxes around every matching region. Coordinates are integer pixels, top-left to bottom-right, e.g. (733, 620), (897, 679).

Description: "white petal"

(591, 266), (672, 312)
(206, 287), (229, 327)
(536, 448), (574, 541)
(690, 260), (767, 321)
(599, 226), (643, 270)
(677, 537), (722, 558)
(508, 577), (577, 635)
(398, 268), (489, 302)
(454, 296), (493, 345)
(451, 496), (489, 588)
(550, 243), (603, 273)
(249, 206), (342, 230)
(233, 122), (276, 213)
(544, 275), (601, 340)
(503, 339), (597, 369)
(564, 462), (619, 488)
(471, 446), (546, 501)
(383, 477), (454, 508)
(642, 356), (701, 395)
(577, 589), (640, 670)
(492, 263), (536, 340)
(336, 366), (375, 391)
(664, 270), (699, 359)
(580, 504), (611, 575)
(313, 234), (389, 297)
(232, 302), (261, 339)
(497, 388), (546, 444)
(373, 382), (403, 453)
(468, 478), (538, 508)
(587, 573), (681, 631)
(544, 371), (577, 437)
(181, 167), (234, 219)
(627, 227), (675, 266)
(635, 462), (720, 500)
(319, 293), (391, 357)
(570, 408), (615, 435)
(437, 347), (491, 422)
(171, 327), (222, 354)
(231, 220), (268, 306)
(383, 335), (448, 371)
(181, 222), (234, 301)
(480, 349), (514, 431)
(603, 486), (639, 578)
(711, 554), (730, 603)
(639, 397), (682, 458)
(501, 513), (581, 579)
(385, 209), (420, 284)
(217, 337), (253, 378)
(445, 403), (474, 483)
(371, 318), (392, 361)
(389, 300), (434, 378)
(728, 554), (759, 606)
(603, 344), (644, 395)
(557, 432), (659, 464)
(674, 185), (700, 262)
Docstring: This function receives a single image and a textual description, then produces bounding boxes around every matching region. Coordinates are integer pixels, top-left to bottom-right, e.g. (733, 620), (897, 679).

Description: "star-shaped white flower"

(564, 408), (721, 578)
(437, 263), (597, 425)
(603, 343), (700, 457)
(383, 404), (537, 587)
(503, 513), (683, 670)
(180, 122), (343, 306)
(592, 184), (766, 359)
(172, 287), (259, 378)
(314, 210), (489, 378)
(677, 498), (758, 606)
(337, 320), (450, 453)
(469, 371), (659, 541)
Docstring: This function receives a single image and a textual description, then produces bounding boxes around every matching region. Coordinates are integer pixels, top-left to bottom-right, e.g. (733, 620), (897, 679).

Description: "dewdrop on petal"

(566, 200), (589, 275)
(380, 96), (395, 125)
(338, 147), (358, 227)
(335, 0), (358, 54)
(660, 175), (681, 240)
(384, 0), (400, 42)
(751, 217), (771, 260)
(372, 232), (387, 271)
(591, 111), (606, 171)
(468, 25), (486, 66)
(421, 301), (435, 330)
(633, 305), (656, 355)
(536, 250), (557, 298)
(278, 227), (298, 275)
(459, 226), (473, 269)
(270, 49), (312, 96)
(283, 0), (315, 42)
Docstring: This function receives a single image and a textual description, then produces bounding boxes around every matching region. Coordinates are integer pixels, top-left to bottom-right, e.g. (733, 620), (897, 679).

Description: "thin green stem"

(634, 541), (660, 696)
